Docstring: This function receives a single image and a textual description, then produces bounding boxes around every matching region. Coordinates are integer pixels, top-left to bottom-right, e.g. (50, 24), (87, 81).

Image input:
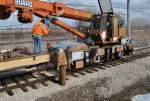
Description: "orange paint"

(0, 0), (94, 21)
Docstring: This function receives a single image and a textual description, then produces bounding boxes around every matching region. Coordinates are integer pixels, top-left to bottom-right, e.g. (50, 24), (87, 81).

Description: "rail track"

(0, 46), (150, 96)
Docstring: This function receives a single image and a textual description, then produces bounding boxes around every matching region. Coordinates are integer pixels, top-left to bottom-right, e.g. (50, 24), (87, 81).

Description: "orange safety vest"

(32, 21), (51, 36)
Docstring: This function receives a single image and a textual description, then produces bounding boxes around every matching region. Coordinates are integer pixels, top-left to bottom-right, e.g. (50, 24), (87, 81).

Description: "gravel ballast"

(0, 56), (150, 101)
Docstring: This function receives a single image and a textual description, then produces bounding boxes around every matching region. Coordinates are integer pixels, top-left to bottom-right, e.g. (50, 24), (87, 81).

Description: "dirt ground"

(36, 77), (109, 101)
(35, 76), (150, 101)
(106, 76), (150, 101)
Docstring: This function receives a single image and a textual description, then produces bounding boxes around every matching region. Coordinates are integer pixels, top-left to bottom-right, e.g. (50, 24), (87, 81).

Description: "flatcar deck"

(0, 54), (49, 72)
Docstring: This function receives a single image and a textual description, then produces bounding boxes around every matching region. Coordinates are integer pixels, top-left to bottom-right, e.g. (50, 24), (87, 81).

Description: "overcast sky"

(0, 0), (149, 29)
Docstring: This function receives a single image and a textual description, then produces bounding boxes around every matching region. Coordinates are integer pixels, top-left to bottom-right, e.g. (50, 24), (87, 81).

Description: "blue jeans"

(33, 34), (44, 54)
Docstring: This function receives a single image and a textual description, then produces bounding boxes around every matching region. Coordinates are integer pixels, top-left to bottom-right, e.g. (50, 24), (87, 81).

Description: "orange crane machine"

(0, 0), (133, 71)
(0, 0), (126, 45)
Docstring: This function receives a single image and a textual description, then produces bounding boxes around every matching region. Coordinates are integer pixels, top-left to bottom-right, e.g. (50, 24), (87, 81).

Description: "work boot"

(59, 66), (66, 86)
(59, 81), (66, 86)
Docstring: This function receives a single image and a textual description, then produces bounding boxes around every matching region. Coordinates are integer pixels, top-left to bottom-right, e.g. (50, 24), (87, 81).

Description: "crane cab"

(85, 0), (124, 46)
(87, 13), (123, 46)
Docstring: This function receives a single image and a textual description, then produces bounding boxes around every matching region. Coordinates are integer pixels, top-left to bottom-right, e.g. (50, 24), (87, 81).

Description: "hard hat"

(41, 18), (50, 27)
(41, 18), (47, 24)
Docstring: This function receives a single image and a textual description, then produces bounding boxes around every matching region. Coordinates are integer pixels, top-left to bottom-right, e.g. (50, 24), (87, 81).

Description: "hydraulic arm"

(51, 18), (86, 39)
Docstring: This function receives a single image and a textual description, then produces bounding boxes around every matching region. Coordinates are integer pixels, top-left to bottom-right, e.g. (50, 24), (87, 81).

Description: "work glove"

(32, 35), (35, 39)
(56, 66), (59, 71)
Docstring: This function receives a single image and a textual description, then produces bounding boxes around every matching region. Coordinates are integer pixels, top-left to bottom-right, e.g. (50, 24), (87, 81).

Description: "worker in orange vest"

(32, 18), (51, 54)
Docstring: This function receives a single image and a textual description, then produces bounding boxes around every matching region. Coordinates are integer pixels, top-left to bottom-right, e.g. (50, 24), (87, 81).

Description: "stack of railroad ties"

(0, 40), (133, 85)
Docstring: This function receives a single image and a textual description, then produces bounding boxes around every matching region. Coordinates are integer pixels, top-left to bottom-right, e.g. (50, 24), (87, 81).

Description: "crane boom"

(0, 0), (94, 23)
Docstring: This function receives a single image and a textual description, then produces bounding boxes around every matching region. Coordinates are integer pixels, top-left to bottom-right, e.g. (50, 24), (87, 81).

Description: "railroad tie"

(12, 77), (28, 92)
(0, 80), (14, 96)
(21, 75), (38, 89)
(31, 74), (48, 87)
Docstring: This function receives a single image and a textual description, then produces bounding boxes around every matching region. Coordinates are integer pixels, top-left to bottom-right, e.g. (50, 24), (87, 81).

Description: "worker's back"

(32, 20), (50, 36)
(57, 49), (67, 67)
